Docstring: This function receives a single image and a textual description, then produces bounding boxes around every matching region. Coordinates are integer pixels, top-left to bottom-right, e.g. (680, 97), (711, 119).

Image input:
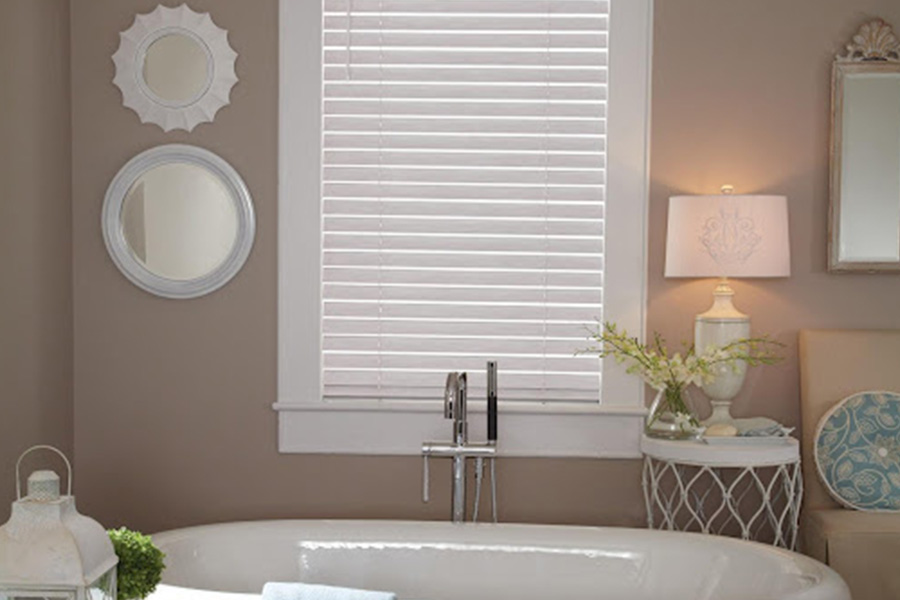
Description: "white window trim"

(277, 0), (653, 458)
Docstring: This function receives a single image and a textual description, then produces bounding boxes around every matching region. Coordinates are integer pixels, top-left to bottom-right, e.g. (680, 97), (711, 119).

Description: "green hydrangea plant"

(108, 528), (166, 600)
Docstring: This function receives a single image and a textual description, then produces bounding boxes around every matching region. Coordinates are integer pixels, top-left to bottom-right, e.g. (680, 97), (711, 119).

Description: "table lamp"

(665, 187), (790, 425)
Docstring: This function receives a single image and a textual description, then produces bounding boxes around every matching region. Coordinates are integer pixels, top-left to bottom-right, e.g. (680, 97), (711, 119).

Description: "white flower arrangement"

(582, 322), (783, 429)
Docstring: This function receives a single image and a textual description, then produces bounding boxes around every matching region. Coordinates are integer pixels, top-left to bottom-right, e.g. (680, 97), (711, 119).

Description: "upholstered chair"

(799, 329), (900, 600)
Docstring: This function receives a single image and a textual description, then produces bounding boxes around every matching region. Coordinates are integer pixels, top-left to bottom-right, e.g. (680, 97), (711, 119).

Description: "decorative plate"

(815, 390), (900, 511)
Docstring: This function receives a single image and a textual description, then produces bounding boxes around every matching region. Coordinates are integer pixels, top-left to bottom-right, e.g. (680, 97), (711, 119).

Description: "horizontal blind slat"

(324, 250), (603, 271)
(324, 268), (602, 288)
(325, 67), (607, 85)
(324, 15), (608, 32)
(323, 371), (600, 389)
(323, 0), (610, 15)
(323, 167), (605, 186)
(324, 199), (603, 220)
(324, 216), (602, 236)
(323, 284), (601, 305)
(325, 183), (604, 201)
(326, 150), (605, 169)
(324, 116), (606, 135)
(324, 301), (600, 323)
(325, 134), (605, 153)
(325, 335), (593, 355)
(323, 318), (594, 338)
(325, 99), (605, 118)
(323, 234), (603, 254)
(324, 83), (607, 102)
(325, 49), (607, 67)
(323, 388), (599, 402)
(323, 353), (600, 373)
(324, 31), (608, 49)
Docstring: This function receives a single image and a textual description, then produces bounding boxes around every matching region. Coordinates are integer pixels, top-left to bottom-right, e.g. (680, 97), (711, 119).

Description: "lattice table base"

(642, 456), (802, 549)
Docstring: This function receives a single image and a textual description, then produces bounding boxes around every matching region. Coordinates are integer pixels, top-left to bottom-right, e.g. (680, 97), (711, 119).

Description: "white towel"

(261, 582), (397, 600)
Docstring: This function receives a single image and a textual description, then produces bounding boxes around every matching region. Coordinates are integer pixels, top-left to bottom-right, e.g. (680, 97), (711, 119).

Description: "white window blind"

(321, 0), (608, 404)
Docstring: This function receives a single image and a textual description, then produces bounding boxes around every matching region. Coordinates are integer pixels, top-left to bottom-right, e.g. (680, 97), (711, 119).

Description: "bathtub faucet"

(446, 371), (468, 446)
(422, 363), (499, 523)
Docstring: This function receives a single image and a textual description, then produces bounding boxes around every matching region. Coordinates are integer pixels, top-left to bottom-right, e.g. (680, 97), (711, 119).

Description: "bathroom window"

(277, 0), (651, 457)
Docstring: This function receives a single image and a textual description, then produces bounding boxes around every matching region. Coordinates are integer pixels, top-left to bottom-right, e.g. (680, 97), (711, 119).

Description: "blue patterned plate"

(815, 391), (900, 511)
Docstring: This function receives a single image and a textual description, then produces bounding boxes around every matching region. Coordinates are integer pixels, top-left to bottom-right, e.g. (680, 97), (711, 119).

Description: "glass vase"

(645, 384), (700, 440)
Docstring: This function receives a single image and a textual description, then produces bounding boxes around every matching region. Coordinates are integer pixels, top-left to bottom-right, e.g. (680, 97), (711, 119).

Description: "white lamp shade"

(665, 195), (791, 278)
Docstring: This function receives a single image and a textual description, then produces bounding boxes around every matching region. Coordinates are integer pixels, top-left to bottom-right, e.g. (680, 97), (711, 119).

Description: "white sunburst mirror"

(113, 4), (238, 132)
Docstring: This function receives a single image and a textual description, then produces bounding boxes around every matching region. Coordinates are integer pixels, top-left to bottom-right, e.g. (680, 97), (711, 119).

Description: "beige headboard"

(799, 329), (900, 510)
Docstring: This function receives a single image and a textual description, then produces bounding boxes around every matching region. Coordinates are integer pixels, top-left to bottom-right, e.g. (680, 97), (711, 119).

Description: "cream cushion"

(804, 510), (900, 600)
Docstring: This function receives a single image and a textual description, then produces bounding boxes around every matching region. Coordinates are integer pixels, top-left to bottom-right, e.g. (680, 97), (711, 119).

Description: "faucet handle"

(422, 453), (430, 503)
(487, 361), (498, 443)
(456, 372), (468, 443)
(444, 372), (458, 420)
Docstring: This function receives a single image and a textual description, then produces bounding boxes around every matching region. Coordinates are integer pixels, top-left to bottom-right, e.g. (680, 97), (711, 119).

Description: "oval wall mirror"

(113, 4), (238, 132)
(102, 145), (255, 299)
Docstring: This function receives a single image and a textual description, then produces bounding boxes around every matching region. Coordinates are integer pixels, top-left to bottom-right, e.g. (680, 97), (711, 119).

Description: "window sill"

(273, 401), (647, 458)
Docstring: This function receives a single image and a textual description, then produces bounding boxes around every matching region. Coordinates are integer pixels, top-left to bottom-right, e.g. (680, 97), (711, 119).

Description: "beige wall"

(71, 0), (900, 533)
(0, 0), (73, 508)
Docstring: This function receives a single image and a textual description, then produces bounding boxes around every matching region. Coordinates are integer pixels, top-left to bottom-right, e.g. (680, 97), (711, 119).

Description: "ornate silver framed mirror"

(112, 4), (238, 132)
(829, 19), (900, 272)
(102, 145), (255, 299)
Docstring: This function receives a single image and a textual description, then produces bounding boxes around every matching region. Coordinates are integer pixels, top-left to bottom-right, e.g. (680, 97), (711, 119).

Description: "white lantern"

(0, 446), (118, 600)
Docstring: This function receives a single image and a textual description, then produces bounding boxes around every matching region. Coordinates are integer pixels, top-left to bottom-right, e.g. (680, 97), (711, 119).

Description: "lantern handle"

(15, 445), (73, 500)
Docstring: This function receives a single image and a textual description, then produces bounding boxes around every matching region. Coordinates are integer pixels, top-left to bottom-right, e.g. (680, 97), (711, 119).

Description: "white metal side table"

(641, 434), (802, 549)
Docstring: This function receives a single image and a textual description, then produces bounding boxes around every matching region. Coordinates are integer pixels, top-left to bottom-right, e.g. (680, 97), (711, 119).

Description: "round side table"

(641, 434), (802, 550)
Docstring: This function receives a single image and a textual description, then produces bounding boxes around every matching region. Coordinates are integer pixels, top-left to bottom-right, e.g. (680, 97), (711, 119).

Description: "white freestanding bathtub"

(148, 520), (849, 600)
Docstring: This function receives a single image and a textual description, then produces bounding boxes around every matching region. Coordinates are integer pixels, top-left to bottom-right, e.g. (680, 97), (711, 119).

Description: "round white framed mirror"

(102, 145), (255, 299)
(113, 4), (238, 132)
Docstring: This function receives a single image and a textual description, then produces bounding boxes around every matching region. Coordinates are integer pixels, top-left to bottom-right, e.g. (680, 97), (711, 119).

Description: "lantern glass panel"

(0, 592), (76, 600)
(85, 569), (116, 600)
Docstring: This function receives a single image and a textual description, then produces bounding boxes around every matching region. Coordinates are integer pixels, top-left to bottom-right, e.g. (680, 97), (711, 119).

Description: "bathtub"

(148, 520), (849, 600)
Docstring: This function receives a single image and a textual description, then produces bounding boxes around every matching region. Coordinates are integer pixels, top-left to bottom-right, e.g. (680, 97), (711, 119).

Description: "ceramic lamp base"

(702, 400), (736, 426)
(695, 279), (750, 421)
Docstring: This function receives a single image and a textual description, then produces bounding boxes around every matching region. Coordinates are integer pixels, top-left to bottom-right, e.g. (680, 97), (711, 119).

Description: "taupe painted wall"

(0, 0), (73, 508)
(71, 0), (900, 533)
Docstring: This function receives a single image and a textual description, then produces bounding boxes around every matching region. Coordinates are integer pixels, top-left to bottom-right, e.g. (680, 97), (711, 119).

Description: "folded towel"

(262, 582), (396, 600)
(734, 416), (794, 437)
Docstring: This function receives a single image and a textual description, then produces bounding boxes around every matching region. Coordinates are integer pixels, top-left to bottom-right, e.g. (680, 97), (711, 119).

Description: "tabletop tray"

(703, 435), (793, 446)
